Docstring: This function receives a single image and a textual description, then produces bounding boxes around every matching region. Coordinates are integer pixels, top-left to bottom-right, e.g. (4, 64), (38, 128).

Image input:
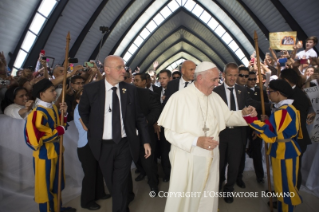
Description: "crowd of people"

(0, 35), (318, 212)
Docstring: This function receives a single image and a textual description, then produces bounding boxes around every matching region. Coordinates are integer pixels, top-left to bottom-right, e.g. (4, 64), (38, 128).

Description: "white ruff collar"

(36, 98), (53, 109)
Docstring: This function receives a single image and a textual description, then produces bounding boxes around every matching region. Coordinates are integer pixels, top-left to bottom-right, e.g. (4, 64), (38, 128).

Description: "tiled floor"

(65, 169), (319, 212)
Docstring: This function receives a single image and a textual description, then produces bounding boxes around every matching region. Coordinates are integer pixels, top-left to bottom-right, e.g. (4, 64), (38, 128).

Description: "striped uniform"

(248, 104), (303, 212)
(25, 105), (67, 212)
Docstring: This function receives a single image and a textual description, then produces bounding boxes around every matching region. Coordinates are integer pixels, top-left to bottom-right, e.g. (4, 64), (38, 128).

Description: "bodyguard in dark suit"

(213, 63), (259, 204)
(133, 74), (161, 195)
(245, 71), (269, 183)
(163, 60), (196, 105)
(145, 73), (162, 95)
(280, 69), (312, 190)
(79, 56), (151, 212)
(154, 69), (173, 182)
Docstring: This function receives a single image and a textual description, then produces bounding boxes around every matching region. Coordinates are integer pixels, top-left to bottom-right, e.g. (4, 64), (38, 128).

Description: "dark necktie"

(184, 82), (189, 88)
(111, 87), (121, 143)
(228, 88), (236, 111)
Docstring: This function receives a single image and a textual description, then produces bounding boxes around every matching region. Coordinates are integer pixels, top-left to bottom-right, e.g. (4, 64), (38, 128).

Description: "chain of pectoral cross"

(199, 96), (209, 136)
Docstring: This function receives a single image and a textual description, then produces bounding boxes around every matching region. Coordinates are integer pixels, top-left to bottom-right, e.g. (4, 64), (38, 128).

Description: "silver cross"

(202, 122), (209, 137)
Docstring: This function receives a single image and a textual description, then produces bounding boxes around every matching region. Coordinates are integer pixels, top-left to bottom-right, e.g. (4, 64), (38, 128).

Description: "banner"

(304, 86), (319, 143)
(269, 31), (297, 50)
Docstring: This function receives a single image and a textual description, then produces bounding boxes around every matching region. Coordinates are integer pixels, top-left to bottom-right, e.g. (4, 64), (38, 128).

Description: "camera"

(99, 26), (110, 34)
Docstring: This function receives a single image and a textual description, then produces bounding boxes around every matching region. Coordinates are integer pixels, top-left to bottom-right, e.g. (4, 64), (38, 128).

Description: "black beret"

(32, 78), (54, 99)
(269, 79), (292, 97)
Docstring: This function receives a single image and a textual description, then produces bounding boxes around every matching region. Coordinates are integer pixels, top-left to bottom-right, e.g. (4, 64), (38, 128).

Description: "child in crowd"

(73, 89), (109, 210)
(24, 78), (76, 212)
(244, 79), (302, 212)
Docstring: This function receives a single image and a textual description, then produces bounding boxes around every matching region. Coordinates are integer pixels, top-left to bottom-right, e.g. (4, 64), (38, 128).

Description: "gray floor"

(65, 169), (319, 212)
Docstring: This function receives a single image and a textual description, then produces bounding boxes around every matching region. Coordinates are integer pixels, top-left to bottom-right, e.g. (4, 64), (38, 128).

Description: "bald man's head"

(181, 60), (196, 81)
(103, 55), (126, 85)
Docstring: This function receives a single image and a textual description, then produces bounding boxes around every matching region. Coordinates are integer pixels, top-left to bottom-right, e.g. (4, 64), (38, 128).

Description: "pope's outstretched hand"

(242, 106), (257, 117)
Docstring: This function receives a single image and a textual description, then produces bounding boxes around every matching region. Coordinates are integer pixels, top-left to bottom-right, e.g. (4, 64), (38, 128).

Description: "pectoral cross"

(202, 122), (209, 136)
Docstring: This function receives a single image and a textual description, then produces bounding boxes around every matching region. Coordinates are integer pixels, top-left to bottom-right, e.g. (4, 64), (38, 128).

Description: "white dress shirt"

(179, 77), (193, 90)
(102, 80), (127, 140)
(223, 83), (238, 111)
(160, 87), (166, 104)
(148, 84), (153, 91)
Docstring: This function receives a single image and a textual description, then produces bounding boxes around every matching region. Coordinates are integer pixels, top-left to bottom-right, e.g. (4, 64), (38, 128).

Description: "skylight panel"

(146, 20), (157, 33)
(153, 13), (165, 25)
(241, 58), (249, 67)
(167, 66), (173, 71)
(168, 1), (180, 12)
(184, 0), (196, 11)
(133, 36), (144, 47)
(29, 13), (46, 34)
(128, 44), (138, 54)
(38, 0), (57, 17)
(207, 17), (218, 30)
(21, 31), (37, 52)
(160, 6), (172, 19)
(228, 40), (239, 51)
(214, 25), (226, 37)
(123, 52), (132, 62)
(192, 4), (204, 17)
(199, 10), (211, 24)
(140, 28), (150, 39)
(14, 50), (28, 68)
(221, 32), (232, 45)
(175, 0), (182, 6)
(235, 49), (245, 60)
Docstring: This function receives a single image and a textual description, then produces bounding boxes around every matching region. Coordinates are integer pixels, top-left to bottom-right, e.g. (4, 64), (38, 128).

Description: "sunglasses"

(238, 74), (249, 78)
(248, 78), (257, 81)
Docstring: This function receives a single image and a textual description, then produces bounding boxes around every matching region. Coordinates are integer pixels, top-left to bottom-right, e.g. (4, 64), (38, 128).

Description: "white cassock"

(158, 83), (248, 212)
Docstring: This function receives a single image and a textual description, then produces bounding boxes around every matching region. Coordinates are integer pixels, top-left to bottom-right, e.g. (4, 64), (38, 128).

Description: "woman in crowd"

(1, 86), (33, 119)
(304, 66), (314, 78)
(73, 89), (110, 210)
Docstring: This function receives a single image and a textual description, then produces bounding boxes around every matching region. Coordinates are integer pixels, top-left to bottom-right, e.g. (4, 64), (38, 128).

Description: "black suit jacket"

(213, 84), (257, 110)
(136, 88), (161, 144)
(152, 85), (162, 96)
(163, 79), (180, 105)
(78, 80), (150, 162)
(246, 87), (270, 118)
(290, 87), (311, 152)
(214, 84), (255, 145)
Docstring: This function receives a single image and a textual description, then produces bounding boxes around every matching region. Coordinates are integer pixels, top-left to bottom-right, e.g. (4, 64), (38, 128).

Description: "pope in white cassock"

(157, 61), (257, 212)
